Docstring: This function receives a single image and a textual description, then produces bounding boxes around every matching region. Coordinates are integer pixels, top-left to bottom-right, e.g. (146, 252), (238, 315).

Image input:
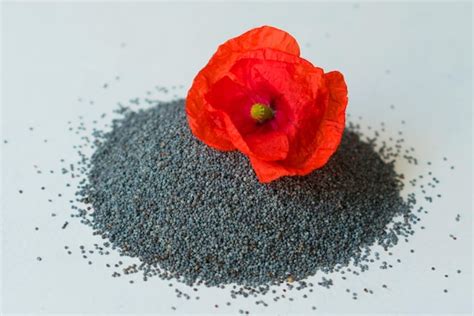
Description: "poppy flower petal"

(216, 105), (290, 162)
(248, 156), (289, 183)
(187, 86), (235, 151)
(196, 26), (301, 92)
(216, 25), (300, 57)
(228, 54), (324, 129)
(311, 71), (348, 161)
(206, 74), (290, 162)
(280, 71), (348, 175)
(205, 76), (258, 135)
(185, 26), (348, 183)
(249, 72), (348, 181)
(323, 71), (349, 120)
(245, 130), (289, 161)
(186, 26), (300, 150)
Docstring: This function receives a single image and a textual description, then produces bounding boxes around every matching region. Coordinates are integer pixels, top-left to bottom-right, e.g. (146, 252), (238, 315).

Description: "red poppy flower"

(186, 26), (348, 183)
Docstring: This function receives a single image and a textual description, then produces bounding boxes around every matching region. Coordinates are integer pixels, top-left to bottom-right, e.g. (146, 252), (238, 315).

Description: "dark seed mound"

(78, 99), (412, 287)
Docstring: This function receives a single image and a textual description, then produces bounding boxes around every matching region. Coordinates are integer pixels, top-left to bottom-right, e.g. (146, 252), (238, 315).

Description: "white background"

(1, 2), (472, 315)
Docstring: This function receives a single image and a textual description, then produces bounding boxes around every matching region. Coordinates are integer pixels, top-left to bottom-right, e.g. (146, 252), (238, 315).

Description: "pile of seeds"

(74, 99), (416, 287)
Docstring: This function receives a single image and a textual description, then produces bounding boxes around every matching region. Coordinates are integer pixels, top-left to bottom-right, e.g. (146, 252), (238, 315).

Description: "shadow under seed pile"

(78, 100), (412, 286)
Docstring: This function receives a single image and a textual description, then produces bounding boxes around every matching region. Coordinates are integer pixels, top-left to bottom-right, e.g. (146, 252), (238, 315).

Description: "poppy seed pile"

(10, 90), (464, 312)
(74, 99), (415, 287)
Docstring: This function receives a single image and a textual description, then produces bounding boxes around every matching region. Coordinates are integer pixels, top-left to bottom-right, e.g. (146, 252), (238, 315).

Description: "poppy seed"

(74, 99), (418, 289)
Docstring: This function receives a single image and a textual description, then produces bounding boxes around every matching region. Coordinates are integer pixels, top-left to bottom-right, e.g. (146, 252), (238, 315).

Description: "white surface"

(1, 2), (472, 315)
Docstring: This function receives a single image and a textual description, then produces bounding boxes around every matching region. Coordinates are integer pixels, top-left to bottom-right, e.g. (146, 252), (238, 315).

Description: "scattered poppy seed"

(47, 95), (456, 312)
(72, 100), (420, 288)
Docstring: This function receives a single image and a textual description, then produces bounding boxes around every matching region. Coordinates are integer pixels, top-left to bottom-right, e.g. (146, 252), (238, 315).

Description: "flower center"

(250, 103), (274, 123)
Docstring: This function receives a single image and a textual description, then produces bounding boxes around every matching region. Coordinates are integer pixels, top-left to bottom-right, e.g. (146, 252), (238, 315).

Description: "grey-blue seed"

(73, 99), (419, 289)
